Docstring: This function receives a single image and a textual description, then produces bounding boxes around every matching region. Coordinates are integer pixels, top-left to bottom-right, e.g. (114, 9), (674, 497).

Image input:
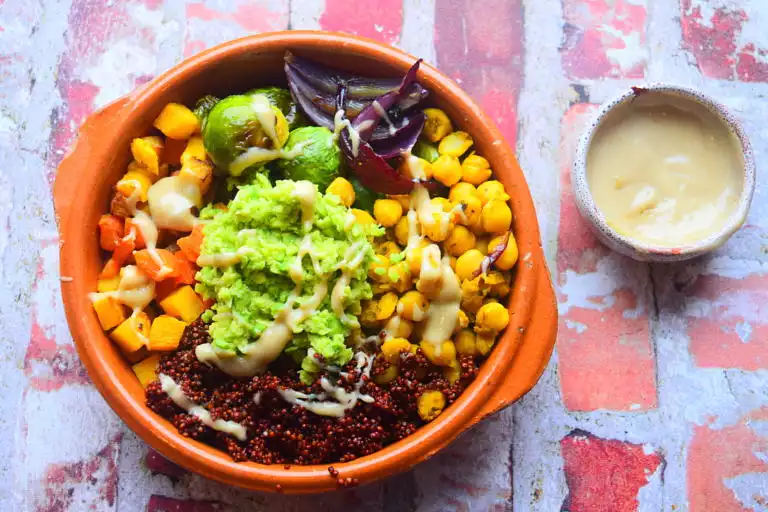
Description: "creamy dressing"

(333, 110), (361, 157)
(89, 265), (156, 315)
(159, 373), (247, 441)
(372, 100), (397, 135)
(331, 242), (366, 327)
(250, 94), (280, 148)
(421, 257), (461, 349)
(147, 174), (202, 232)
(196, 247), (256, 267)
(587, 102), (743, 247)
(228, 140), (310, 176)
(412, 185), (451, 240)
(292, 180), (317, 231)
(277, 351), (374, 417)
(130, 210), (173, 279)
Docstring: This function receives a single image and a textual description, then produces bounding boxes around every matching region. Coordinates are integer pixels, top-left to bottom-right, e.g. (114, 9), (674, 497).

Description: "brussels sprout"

(412, 140), (440, 163)
(350, 176), (382, 213)
(193, 95), (219, 127)
(276, 126), (341, 190)
(246, 87), (307, 130)
(202, 94), (290, 170)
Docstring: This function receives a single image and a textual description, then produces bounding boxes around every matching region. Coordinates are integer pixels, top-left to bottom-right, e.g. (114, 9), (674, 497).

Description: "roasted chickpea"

(481, 199), (512, 233)
(422, 108), (453, 142)
(351, 208), (376, 225)
(394, 216), (411, 246)
(368, 254), (390, 283)
(326, 177), (355, 207)
(374, 364), (398, 385)
(454, 329), (478, 356)
(458, 195), (483, 231)
(438, 131), (473, 157)
(455, 249), (485, 281)
(420, 340), (457, 367)
(445, 225), (477, 257)
(476, 180), (509, 205)
(476, 333), (496, 356)
(461, 154), (492, 185)
(417, 390), (446, 421)
(449, 182), (477, 204)
(454, 309), (470, 333)
(381, 337), (413, 360)
(475, 301), (510, 334)
(374, 199), (403, 227)
(375, 292), (399, 321)
(397, 290), (429, 321)
(388, 261), (413, 294)
(488, 233), (519, 270)
(377, 240), (402, 258)
(432, 154), (463, 186)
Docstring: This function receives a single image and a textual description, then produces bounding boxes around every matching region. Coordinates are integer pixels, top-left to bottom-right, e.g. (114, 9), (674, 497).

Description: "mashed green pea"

(196, 174), (382, 381)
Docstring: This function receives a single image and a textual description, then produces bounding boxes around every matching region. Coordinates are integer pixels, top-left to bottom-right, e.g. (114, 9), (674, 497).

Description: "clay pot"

(54, 32), (557, 493)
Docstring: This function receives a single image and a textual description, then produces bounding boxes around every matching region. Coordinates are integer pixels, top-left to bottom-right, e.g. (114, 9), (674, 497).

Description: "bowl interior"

(575, 85), (755, 260)
(61, 33), (546, 492)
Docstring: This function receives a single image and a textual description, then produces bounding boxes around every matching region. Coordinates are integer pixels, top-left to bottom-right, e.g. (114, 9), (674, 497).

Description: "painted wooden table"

(1, 0), (767, 510)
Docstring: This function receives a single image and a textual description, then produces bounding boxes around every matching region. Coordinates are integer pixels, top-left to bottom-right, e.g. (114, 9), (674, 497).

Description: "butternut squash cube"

(110, 312), (151, 354)
(159, 285), (204, 323)
(181, 135), (206, 164)
(153, 103), (200, 140)
(179, 158), (213, 195)
(149, 315), (187, 351)
(132, 354), (161, 389)
(97, 277), (121, 293)
(130, 136), (164, 176)
(93, 296), (127, 331)
(124, 346), (149, 364)
(116, 170), (153, 202)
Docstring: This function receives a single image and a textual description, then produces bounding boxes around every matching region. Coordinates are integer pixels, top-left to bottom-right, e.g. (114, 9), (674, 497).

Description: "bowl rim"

(56, 30), (553, 493)
(572, 82), (756, 261)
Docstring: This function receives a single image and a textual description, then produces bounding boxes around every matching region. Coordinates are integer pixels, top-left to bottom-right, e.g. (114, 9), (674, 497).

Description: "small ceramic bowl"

(54, 32), (557, 493)
(572, 83), (755, 262)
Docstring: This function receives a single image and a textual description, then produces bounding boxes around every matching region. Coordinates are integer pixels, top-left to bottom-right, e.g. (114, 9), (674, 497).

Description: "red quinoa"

(146, 320), (480, 465)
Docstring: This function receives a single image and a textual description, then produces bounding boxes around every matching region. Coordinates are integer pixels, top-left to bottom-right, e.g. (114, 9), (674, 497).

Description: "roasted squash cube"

(130, 136), (164, 176)
(181, 135), (207, 164)
(153, 103), (200, 140)
(132, 354), (161, 388)
(96, 277), (121, 293)
(116, 170), (153, 202)
(149, 315), (187, 351)
(110, 312), (151, 353)
(159, 285), (204, 323)
(179, 158), (213, 195)
(92, 296), (127, 331)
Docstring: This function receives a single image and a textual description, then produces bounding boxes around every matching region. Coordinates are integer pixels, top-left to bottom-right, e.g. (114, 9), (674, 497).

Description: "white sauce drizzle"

(333, 110), (361, 157)
(421, 257), (461, 351)
(159, 373), (247, 441)
(331, 242), (366, 326)
(250, 94), (279, 148)
(292, 180), (317, 231)
(89, 265), (156, 315)
(228, 140), (310, 176)
(372, 100), (397, 135)
(196, 247), (256, 268)
(147, 174), (202, 232)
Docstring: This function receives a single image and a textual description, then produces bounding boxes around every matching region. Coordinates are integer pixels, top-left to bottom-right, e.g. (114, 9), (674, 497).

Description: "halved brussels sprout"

(276, 126), (341, 190)
(202, 94), (289, 171)
(245, 86), (307, 130)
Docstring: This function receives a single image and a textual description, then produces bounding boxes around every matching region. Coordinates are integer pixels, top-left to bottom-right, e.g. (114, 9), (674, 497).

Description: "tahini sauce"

(587, 102), (743, 247)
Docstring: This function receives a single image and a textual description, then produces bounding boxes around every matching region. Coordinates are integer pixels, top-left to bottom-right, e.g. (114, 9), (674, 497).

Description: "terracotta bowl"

(572, 83), (755, 262)
(54, 32), (557, 493)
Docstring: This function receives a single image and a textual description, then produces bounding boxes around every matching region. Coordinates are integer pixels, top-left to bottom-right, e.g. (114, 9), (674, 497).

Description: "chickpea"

(400, 155), (433, 180)
(417, 390), (446, 421)
(422, 214), (453, 243)
(457, 195), (483, 230)
(374, 364), (398, 385)
(476, 180), (509, 205)
(372, 282), (394, 295)
(375, 292), (399, 321)
(431, 197), (452, 211)
(384, 315), (413, 339)
(326, 177), (355, 207)
(397, 290), (429, 321)
(454, 309), (469, 333)
(461, 277), (485, 314)
(374, 199), (403, 227)
(444, 225), (477, 257)
(422, 108), (453, 142)
(455, 249), (485, 281)
(368, 254), (390, 283)
(438, 131), (473, 157)
(454, 329), (478, 356)
(432, 154), (463, 187)
(481, 199), (512, 233)
(476, 333), (496, 356)
(488, 233), (519, 270)
(461, 154), (492, 185)
(420, 340), (457, 367)
(444, 360), (461, 384)
(376, 241), (402, 258)
(381, 337), (413, 360)
(475, 235), (490, 255)
(475, 301), (510, 334)
(394, 216), (411, 246)
(449, 182), (477, 204)
(449, 256), (457, 271)
(351, 208), (376, 225)
(388, 261), (413, 294)
(360, 300), (381, 328)
(391, 194), (411, 210)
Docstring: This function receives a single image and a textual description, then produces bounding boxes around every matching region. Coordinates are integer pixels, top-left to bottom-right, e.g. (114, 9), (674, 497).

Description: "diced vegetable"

(153, 103), (201, 140)
(180, 136), (206, 164)
(130, 136), (165, 176)
(98, 215), (124, 252)
(155, 278), (178, 302)
(134, 249), (181, 282)
(132, 354), (161, 388)
(179, 158), (214, 195)
(97, 276), (121, 293)
(124, 218), (146, 249)
(326, 177), (356, 207)
(99, 234), (136, 279)
(149, 315), (187, 351)
(110, 312), (151, 354)
(172, 252), (197, 285)
(124, 346), (149, 365)
(92, 296), (128, 331)
(177, 224), (204, 263)
(159, 285), (204, 323)
(116, 171), (153, 202)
